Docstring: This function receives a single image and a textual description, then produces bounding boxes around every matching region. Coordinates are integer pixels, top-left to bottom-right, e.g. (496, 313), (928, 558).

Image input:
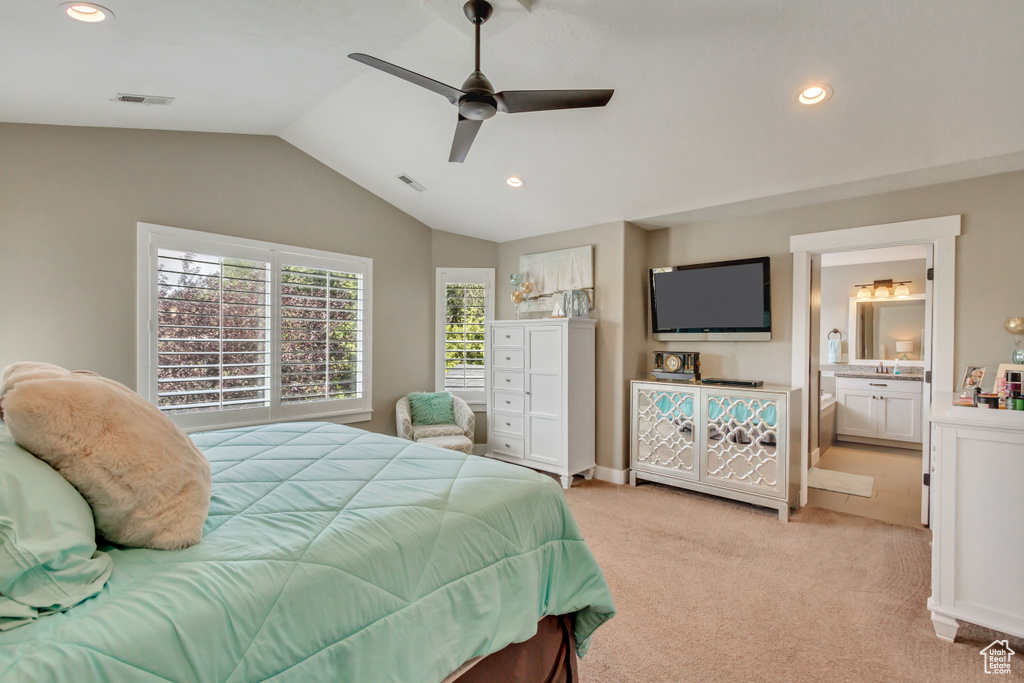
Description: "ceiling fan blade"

(449, 115), (483, 163)
(348, 53), (463, 104)
(495, 89), (614, 114)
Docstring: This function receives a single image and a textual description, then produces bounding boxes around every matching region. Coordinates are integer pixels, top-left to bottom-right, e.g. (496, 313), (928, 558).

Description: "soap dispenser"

(893, 357), (902, 375)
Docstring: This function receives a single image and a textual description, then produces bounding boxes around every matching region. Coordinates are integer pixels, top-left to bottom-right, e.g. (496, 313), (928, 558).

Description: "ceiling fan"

(349, 0), (614, 163)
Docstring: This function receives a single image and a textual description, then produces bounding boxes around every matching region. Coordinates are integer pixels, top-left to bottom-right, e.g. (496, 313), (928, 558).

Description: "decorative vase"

(1005, 318), (1024, 364)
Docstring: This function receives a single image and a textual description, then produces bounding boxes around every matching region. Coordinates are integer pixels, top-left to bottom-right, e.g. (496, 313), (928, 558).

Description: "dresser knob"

(505, 378), (510, 382)
(505, 334), (510, 338)
(505, 356), (511, 360)
(506, 422), (511, 426)
(505, 400), (511, 404)
(505, 443), (510, 448)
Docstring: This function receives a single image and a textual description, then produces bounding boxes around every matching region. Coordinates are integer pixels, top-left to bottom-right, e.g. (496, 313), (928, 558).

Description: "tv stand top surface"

(635, 378), (797, 395)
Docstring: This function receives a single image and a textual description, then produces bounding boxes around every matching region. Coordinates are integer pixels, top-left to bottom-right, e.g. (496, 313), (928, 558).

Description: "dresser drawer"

(493, 370), (524, 391)
(492, 435), (524, 458)
(493, 391), (524, 414)
(492, 348), (524, 369)
(492, 326), (524, 347)
(836, 377), (922, 394)
(493, 412), (524, 436)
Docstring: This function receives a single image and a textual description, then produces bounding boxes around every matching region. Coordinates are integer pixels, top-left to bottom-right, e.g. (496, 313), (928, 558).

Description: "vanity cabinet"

(630, 381), (800, 521)
(836, 377), (922, 444)
(485, 319), (597, 488)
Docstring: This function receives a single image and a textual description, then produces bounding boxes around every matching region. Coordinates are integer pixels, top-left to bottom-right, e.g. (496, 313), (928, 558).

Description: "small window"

(436, 268), (494, 408)
(138, 223), (372, 431)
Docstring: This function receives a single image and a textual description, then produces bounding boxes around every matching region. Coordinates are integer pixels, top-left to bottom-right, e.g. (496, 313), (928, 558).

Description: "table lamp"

(895, 341), (913, 360)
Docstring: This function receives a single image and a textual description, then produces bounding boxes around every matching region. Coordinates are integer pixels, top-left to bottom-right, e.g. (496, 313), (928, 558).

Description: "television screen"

(650, 257), (771, 334)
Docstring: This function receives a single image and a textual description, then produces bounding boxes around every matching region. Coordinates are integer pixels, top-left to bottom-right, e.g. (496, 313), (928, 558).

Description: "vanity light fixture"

(854, 279), (912, 299)
(506, 176), (524, 188)
(61, 2), (113, 22)
(798, 84), (832, 105)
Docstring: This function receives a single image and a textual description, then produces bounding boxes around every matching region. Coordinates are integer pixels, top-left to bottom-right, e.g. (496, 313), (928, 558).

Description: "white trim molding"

(435, 267), (495, 405)
(137, 222), (373, 432)
(790, 215), (960, 508)
(594, 467), (629, 485)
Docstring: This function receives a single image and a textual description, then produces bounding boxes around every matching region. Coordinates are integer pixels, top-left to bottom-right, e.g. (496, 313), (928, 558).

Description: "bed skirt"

(446, 615), (578, 683)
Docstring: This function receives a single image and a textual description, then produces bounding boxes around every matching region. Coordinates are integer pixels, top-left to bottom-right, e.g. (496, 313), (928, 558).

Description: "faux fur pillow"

(0, 362), (210, 550)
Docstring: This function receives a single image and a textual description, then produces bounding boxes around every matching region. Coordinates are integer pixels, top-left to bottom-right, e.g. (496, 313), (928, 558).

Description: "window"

(137, 223), (372, 431)
(435, 268), (494, 408)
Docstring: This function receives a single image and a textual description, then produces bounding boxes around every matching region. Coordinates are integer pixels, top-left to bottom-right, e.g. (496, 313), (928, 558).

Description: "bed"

(0, 422), (615, 682)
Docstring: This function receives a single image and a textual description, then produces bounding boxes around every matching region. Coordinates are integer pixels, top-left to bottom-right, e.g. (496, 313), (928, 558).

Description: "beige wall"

(0, 123), (445, 437)
(5, 123), (1021, 474)
(497, 221), (634, 472)
(621, 223), (650, 465)
(820, 260), (927, 362)
(647, 170), (1024, 391)
(431, 229), (499, 271)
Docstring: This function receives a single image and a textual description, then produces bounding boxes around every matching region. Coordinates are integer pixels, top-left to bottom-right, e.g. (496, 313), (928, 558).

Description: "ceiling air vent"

(113, 93), (174, 106)
(397, 173), (426, 192)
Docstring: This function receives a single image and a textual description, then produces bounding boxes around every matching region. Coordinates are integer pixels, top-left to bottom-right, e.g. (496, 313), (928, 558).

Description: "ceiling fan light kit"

(349, 0), (614, 163)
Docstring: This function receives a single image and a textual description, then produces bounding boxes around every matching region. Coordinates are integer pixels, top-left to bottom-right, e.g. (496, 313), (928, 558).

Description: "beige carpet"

(565, 480), (1024, 682)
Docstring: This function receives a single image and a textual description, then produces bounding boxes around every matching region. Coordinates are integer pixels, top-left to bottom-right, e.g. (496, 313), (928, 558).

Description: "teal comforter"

(0, 422), (614, 682)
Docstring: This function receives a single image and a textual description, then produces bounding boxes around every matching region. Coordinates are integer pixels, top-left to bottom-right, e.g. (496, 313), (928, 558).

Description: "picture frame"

(991, 363), (1024, 398)
(959, 366), (987, 391)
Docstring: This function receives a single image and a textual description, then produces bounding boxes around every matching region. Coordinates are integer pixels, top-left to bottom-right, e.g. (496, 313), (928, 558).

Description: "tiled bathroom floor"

(808, 442), (925, 528)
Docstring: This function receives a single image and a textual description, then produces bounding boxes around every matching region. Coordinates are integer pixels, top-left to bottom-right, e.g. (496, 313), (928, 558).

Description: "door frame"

(790, 215), (960, 512)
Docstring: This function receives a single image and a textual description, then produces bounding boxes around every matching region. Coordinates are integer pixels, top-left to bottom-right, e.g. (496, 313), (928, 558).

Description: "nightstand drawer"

(493, 391), (524, 413)
(493, 412), (524, 436)
(492, 326), (524, 347)
(493, 370), (524, 391)
(492, 348), (524, 369)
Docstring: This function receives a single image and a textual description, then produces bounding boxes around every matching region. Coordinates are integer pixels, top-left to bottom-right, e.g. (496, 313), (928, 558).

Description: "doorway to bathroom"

(811, 246), (928, 527)
(790, 216), (961, 528)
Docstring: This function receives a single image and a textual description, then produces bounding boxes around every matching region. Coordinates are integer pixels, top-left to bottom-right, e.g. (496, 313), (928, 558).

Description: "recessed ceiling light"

(798, 84), (832, 105)
(506, 176), (524, 188)
(61, 3), (113, 23)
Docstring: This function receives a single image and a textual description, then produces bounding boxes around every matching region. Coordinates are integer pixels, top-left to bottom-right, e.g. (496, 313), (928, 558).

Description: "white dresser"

(928, 395), (1024, 641)
(630, 381), (801, 521)
(485, 319), (597, 488)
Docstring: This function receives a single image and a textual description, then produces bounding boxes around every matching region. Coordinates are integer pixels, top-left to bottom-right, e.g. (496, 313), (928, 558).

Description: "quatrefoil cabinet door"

(700, 391), (787, 499)
(632, 384), (701, 481)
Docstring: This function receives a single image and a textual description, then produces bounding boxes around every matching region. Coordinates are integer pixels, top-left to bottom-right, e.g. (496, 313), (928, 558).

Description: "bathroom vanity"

(835, 372), (923, 446)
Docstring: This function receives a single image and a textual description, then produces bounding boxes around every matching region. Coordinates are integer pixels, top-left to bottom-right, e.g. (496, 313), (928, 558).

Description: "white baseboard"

(594, 466), (628, 485)
(811, 447), (821, 466)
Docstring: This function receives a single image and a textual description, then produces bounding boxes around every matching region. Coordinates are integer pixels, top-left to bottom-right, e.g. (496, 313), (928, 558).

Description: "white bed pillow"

(0, 362), (211, 550)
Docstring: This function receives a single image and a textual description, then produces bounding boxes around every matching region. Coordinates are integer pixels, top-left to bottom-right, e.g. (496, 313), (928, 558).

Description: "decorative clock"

(652, 352), (701, 381)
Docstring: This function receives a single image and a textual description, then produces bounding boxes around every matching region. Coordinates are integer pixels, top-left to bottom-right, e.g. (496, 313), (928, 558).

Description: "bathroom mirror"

(847, 294), (926, 365)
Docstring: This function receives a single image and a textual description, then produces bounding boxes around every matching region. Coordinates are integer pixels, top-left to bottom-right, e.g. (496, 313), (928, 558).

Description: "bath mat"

(807, 467), (873, 498)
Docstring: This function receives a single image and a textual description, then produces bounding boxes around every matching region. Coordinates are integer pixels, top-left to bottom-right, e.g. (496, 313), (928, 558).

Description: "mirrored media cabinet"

(630, 380), (801, 521)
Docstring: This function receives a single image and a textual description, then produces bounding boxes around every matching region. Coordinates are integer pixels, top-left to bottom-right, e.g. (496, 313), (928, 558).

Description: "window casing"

(435, 268), (494, 408)
(137, 223), (372, 431)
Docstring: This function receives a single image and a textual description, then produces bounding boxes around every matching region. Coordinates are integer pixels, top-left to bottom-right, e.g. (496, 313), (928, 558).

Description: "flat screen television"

(649, 256), (771, 341)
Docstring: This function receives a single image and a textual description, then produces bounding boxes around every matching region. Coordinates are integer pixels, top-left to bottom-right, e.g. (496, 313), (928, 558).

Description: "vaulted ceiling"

(3, 1), (1023, 241)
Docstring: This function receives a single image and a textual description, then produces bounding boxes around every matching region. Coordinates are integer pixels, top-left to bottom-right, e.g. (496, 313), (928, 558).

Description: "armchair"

(396, 394), (475, 454)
